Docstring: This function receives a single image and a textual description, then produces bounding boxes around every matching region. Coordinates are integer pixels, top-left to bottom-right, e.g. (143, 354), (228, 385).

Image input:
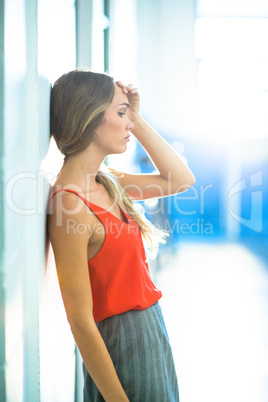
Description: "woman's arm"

(114, 82), (195, 200)
(48, 192), (129, 402)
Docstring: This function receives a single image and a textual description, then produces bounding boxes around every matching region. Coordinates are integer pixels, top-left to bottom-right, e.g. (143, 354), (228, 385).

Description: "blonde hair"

(50, 69), (168, 259)
(97, 168), (168, 259)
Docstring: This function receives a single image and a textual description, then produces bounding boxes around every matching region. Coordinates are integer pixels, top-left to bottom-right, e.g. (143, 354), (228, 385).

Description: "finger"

(116, 81), (124, 87)
(116, 81), (133, 95)
(116, 81), (128, 93)
(128, 87), (138, 94)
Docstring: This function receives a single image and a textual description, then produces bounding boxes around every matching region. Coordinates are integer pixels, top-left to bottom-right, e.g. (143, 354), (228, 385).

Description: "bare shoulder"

(48, 189), (88, 213)
(47, 190), (96, 245)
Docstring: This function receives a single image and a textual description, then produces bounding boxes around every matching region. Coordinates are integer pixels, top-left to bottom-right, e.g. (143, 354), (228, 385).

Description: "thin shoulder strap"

(48, 188), (77, 202)
(47, 188), (89, 206)
(47, 188), (110, 225)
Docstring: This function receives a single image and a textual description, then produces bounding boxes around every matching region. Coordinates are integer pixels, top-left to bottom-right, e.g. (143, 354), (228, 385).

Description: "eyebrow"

(119, 102), (130, 108)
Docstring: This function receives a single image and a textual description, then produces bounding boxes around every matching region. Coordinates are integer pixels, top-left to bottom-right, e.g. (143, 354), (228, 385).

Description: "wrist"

(130, 116), (146, 134)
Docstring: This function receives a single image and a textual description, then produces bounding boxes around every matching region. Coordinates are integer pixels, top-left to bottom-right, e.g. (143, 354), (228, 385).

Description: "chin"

(109, 146), (128, 155)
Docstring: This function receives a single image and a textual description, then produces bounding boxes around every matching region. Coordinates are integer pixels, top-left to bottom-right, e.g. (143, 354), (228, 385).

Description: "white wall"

(1, 0), (42, 400)
(38, 0), (77, 400)
(0, 0), (76, 401)
(0, 0), (5, 398)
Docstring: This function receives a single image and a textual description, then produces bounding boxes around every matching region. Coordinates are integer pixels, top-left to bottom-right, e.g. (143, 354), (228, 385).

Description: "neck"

(57, 145), (107, 193)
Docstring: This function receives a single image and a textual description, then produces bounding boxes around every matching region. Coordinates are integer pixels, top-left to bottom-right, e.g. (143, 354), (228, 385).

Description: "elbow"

(183, 171), (196, 190)
(173, 173), (196, 194)
(70, 317), (97, 342)
(67, 311), (96, 337)
(189, 173), (196, 187)
(186, 173), (196, 190)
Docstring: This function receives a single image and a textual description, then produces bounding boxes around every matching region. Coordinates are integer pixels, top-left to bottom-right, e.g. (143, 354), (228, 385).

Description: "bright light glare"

(194, 18), (268, 140)
(195, 18), (268, 61)
(38, 0), (76, 83)
(158, 242), (268, 402)
(91, 0), (109, 72)
(198, 61), (268, 93)
(109, 0), (137, 84)
(194, 90), (268, 139)
(196, 0), (268, 18)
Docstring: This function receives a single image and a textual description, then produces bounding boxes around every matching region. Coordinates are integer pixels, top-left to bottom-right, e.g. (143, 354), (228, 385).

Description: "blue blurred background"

(1, 0), (268, 401)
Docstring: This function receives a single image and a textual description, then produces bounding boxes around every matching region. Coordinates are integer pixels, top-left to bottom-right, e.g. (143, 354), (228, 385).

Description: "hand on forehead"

(116, 81), (138, 95)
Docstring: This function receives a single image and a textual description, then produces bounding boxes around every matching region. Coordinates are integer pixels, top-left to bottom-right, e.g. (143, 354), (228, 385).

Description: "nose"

(126, 118), (134, 131)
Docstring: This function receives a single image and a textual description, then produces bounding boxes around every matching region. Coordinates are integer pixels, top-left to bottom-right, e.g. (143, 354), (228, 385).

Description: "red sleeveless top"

(49, 189), (162, 322)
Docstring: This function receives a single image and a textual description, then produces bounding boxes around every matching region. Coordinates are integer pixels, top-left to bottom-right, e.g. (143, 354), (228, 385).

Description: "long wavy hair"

(50, 69), (168, 258)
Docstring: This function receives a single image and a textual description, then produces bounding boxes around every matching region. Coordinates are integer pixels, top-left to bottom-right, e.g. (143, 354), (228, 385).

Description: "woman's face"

(94, 84), (134, 154)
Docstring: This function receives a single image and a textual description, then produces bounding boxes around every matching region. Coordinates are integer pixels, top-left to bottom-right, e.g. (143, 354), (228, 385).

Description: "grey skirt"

(83, 302), (180, 402)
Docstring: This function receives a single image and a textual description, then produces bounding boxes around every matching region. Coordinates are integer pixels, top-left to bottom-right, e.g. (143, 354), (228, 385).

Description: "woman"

(47, 69), (195, 401)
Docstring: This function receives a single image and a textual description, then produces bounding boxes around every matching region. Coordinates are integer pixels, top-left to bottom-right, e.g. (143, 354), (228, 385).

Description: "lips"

(124, 135), (130, 140)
